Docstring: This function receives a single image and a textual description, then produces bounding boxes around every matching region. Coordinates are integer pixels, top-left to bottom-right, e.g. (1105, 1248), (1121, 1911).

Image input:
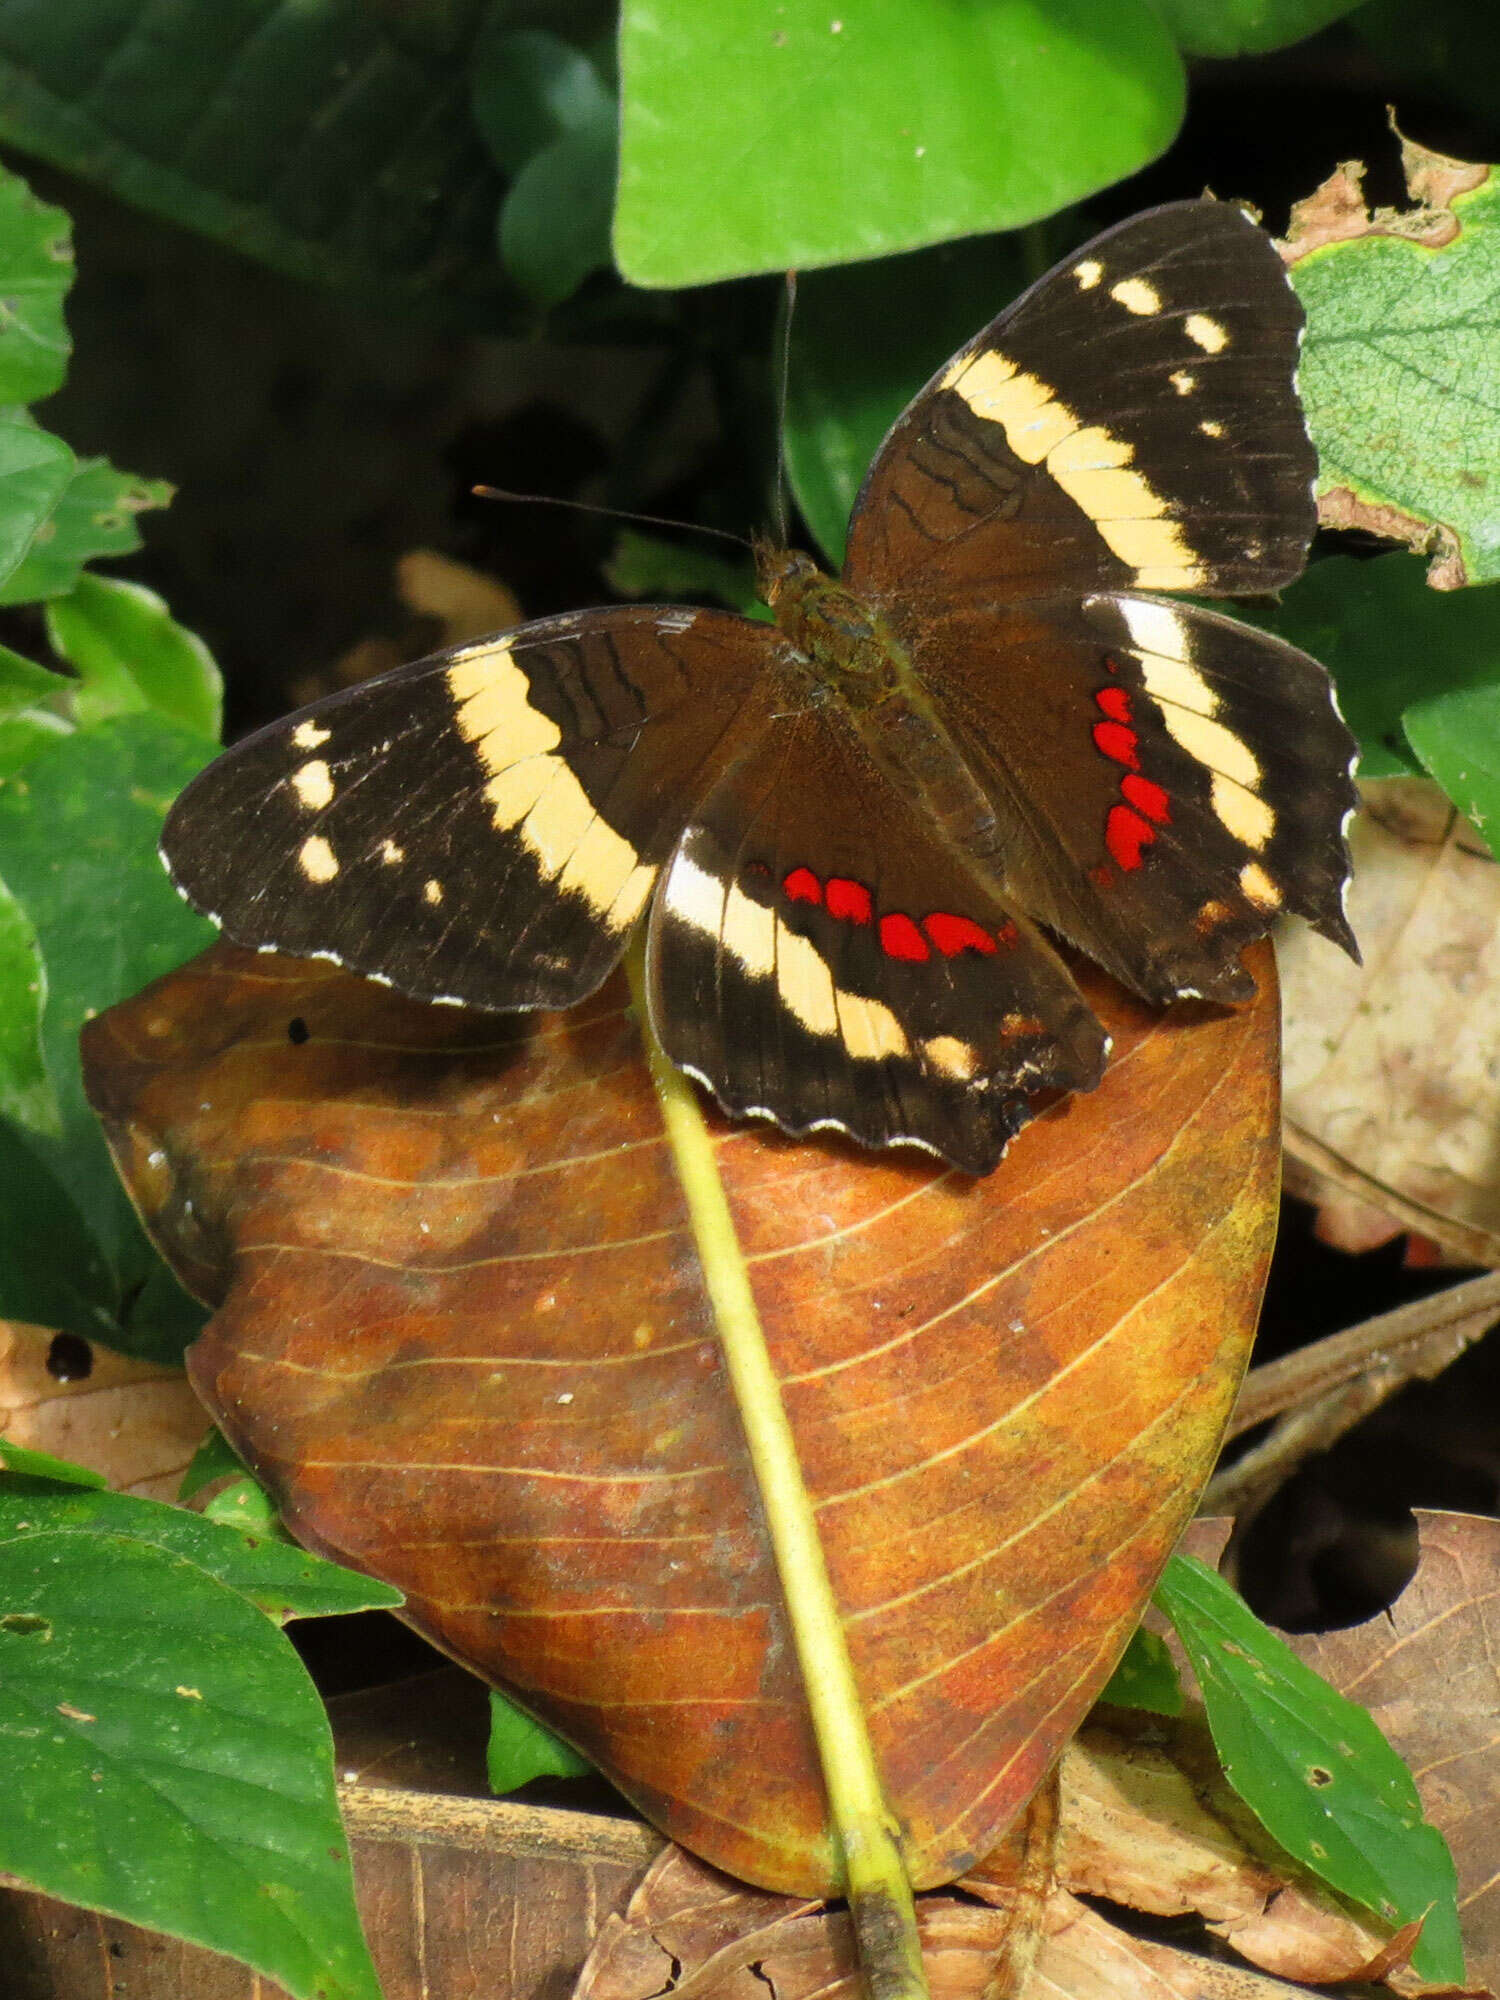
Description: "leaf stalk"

(628, 943), (928, 2000)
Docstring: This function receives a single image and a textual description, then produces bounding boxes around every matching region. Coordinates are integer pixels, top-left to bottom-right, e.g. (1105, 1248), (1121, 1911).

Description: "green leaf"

(0, 1530), (382, 2000)
(499, 108), (618, 307)
(471, 25), (614, 174)
(0, 0), (509, 319)
(0, 167), (72, 404)
(46, 572), (221, 739)
(1404, 682), (1500, 851)
(0, 1480), (402, 1621)
(1248, 554), (1500, 779)
(785, 235), (1031, 564)
(0, 458), (173, 605)
(0, 414), (74, 584)
(0, 703), (70, 780)
(0, 874), (50, 1130)
(1154, 1553), (1463, 1982)
(0, 713), (217, 1354)
(604, 527), (762, 615)
(1294, 165), (1500, 586)
(0, 1116), (119, 1341)
(1097, 1626), (1183, 1716)
(487, 1689), (594, 1790)
(0, 1437), (106, 1487)
(615, 0), (1183, 288)
(0, 642), (66, 717)
(179, 1426), (248, 1502)
(1150, 0), (1364, 56)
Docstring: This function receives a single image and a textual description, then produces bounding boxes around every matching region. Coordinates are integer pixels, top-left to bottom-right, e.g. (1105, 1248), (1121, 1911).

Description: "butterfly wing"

(843, 199), (1315, 606)
(163, 607), (781, 1009)
(908, 592), (1357, 1006)
(646, 682), (1107, 1174)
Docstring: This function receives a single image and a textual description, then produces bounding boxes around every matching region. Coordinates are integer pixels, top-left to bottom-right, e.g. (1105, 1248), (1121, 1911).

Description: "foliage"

(0, 1441), (398, 2000)
(0, 5), (1492, 1994)
(1155, 1554), (1463, 1982)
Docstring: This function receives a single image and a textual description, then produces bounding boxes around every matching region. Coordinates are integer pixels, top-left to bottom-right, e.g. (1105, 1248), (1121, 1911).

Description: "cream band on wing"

(665, 849), (913, 1057)
(939, 350), (1208, 590)
(448, 643), (655, 927)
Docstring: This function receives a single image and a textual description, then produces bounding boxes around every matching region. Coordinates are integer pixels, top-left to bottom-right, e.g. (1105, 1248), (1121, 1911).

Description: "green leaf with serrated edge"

(0, 1116), (119, 1342)
(1293, 165), (1500, 587)
(0, 1482), (402, 1622)
(1150, 0), (1364, 56)
(0, 0), (509, 321)
(1096, 1626), (1183, 1716)
(1154, 1552), (1463, 1982)
(488, 1689), (594, 1790)
(0, 714), (216, 1355)
(0, 169), (72, 404)
(0, 1531), (382, 2000)
(0, 1437), (106, 1487)
(0, 415), (73, 583)
(785, 234), (1033, 566)
(1404, 683), (1500, 851)
(615, 0), (1183, 288)
(605, 529), (763, 616)
(1242, 554), (1500, 778)
(0, 459), (173, 605)
(46, 573), (222, 740)
(0, 644), (65, 716)
(472, 25), (614, 174)
(179, 1426), (247, 1502)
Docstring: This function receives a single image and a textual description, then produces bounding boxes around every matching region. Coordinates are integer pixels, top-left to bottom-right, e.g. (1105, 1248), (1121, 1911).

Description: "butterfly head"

(754, 538), (821, 611)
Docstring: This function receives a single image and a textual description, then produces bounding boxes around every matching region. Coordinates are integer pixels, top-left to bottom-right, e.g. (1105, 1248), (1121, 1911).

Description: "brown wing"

(843, 200), (1315, 608)
(646, 682), (1107, 1175)
(904, 592), (1357, 1007)
(163, 607), (784, 1010)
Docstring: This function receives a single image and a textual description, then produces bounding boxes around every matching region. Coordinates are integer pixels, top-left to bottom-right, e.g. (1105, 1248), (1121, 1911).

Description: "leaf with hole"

(0, 1529), (382, 2000)
(1154, 1551), (1462, 1981)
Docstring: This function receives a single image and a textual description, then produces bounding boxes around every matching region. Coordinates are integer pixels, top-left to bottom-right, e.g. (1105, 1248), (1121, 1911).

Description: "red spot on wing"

(1121, 773), (1171, 824)
(995, 920), (1019, 949)
(784, 866), (822, 905)
(1106, 804), (1158, 871)
(1094, 685), (1132, 723)
(1092, 720), (1140, 769)
(879, 912), (930, 961)
(826, 877), (873, 924)
(1090, 863), (1113, 889)
(923, 912), (997, 957)
(1103, 655), (1121, 675)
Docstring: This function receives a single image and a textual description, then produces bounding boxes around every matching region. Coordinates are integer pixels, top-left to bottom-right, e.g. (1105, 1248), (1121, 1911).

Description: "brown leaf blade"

(81, 941), (1279, 1893)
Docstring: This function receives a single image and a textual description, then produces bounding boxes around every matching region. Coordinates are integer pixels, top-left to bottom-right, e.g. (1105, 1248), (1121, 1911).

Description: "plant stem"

(627, 944), (928, 2000)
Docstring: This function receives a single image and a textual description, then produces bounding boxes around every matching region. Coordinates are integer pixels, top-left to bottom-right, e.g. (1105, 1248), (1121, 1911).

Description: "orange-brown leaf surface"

(81, 940), (1279, 1895)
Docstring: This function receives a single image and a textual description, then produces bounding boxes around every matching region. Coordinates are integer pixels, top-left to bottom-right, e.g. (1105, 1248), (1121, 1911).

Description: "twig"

(1201, 1269), (1500, 1516)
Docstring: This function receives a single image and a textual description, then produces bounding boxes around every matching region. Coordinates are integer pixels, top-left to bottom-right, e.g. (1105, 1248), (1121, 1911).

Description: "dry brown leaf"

(82, 940), (1279, 1896)
(1279, 779), (1500, 1265)
(0, 1321), (205, 1497)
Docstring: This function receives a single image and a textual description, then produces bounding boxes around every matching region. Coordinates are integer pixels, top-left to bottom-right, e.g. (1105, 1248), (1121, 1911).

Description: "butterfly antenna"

(771, 270), (797, 548)
(472, 486), (753, 552)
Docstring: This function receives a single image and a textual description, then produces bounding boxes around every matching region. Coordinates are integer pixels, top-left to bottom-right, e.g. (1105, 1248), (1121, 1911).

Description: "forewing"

(844, 200), (1315, 605)
(163, 607), (778, 1010)
(915, 593), (1358, 1006)
(646, 686), (1108, 1175)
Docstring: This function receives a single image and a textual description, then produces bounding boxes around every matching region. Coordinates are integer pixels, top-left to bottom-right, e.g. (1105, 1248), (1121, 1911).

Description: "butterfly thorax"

(759, 542), (1005, 867)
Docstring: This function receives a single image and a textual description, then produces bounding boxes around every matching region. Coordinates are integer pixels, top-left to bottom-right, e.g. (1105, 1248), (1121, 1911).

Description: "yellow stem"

(627, 942), (928, 2000)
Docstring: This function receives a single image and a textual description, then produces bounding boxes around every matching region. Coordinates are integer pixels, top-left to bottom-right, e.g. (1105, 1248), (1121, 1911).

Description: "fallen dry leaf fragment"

(81, 940), (1279, 1896)
(0, 1321), (205, 1497)
(1279, 779), (1500, 1265)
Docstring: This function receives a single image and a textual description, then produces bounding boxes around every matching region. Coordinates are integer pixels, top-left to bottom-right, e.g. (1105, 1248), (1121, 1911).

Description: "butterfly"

(162, 198), (1358, 1176)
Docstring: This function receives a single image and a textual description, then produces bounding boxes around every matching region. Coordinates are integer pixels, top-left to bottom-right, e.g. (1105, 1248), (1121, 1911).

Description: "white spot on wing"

(299, 835), (339, 883)
(1110, 278), (1160, 315)
(292, 719), (331, 750)
(1185, 314), (1229, 354)
(291, 760), (335, 810)
(1074, 259), (1103, 289)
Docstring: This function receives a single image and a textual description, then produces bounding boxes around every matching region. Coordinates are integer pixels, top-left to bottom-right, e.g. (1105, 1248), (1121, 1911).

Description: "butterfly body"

(164, 198), (1359, 1175)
